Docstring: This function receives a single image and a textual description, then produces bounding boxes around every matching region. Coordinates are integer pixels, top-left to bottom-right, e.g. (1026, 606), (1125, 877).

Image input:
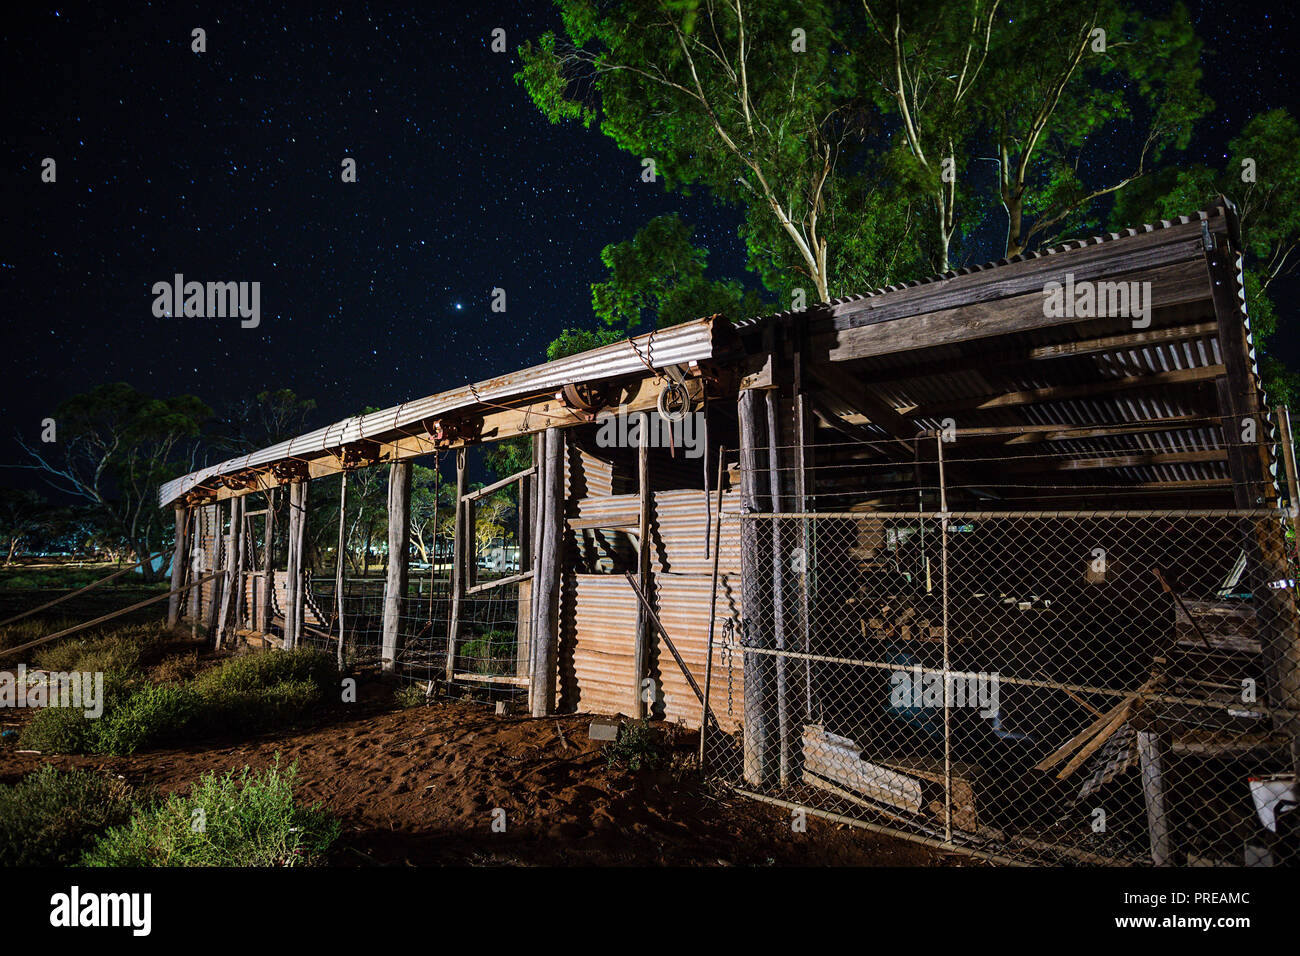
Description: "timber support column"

(738, 386), (775, 787)
(381, 461), (412, 673)
(216, 496), (243, 648)
(445, 448), (468, 683)
(285, 481), (309, 650)
(167, 503), (189, 626)
(530, 427), (564, 717)
(258, 489), (275, 633)
(633, 416), (652, 719)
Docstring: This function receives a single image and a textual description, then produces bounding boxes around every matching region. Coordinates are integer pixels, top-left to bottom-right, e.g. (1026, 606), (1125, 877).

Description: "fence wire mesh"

(703, 508), (1300, 866)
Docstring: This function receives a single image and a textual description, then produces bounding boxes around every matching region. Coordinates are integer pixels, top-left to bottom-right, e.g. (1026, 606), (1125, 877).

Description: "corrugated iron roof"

(160, 316), (724, 506)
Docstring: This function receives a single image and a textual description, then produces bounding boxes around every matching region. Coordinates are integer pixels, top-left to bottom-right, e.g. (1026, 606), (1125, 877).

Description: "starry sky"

(1, 0), (1297, 490)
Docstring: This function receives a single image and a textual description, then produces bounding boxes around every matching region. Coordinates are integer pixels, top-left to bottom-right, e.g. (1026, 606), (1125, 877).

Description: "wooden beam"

(738, 387), (775, 787)
(335, 472), (348, 668)
(997, 448), (1227, 473)
(1027, 322), (1218, 360)
(807, 362), (916, 446)
(530, 427), (564, 717)
(819, 256), (1213, 363)
(258, 488), (274, 633)
(445, 448), (467, 683)
(381, 461), (411, 673)
(907, 365), (1224, 418)
(633, 417), (652, 720)
(167, 504), (189, 626)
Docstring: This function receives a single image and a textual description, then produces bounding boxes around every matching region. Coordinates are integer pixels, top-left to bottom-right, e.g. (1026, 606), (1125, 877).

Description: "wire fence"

(701, 508), (1300, 866)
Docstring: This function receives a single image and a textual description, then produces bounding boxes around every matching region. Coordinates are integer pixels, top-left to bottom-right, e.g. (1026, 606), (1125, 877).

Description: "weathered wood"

(821, 225), (1214, 332)
(381, 461), (411, 673)
(530, 427), (564, 717)
(167, 504), (189, 626)
(819, 256), (1213, 363)
(215, 497), (243, 648)
(258, 488), (274, 633)
(335, 472), (349, 669)
(766, 388), (794, 786)
(738, 386), (775, 787)
(633, 416), (652, 719)
(445, 449), (467, 683)
(287, 481), (309, 650)
(907, 364), (1225, 418)
(205, 505), (224, 635)
(1137, 730), (1171, 866)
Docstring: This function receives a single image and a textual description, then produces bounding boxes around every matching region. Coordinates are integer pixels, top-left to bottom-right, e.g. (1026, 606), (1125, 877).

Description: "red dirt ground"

(1, 680), (970, 867)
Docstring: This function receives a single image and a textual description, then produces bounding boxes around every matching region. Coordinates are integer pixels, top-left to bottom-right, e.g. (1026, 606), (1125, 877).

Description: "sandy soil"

(0, 678), (969, 867)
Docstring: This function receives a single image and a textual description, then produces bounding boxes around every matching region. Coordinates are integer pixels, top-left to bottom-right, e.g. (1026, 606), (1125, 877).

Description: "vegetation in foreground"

(0, 759), (338, 867)
(16, 628), (337, 756)
(83, 759), (339, 867)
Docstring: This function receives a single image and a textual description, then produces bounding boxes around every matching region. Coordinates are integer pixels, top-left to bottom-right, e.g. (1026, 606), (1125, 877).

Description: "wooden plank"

(1027, 322), (1218, 359)
(334, 472), (348, 668)
(738, 387), (775, 787)
(821, 224), (1216, 332)
(802, 725), (925, 812)
(907, 364), (1224, 418)
(258, 488), (274, 633)
(819, 257), (1213, 363)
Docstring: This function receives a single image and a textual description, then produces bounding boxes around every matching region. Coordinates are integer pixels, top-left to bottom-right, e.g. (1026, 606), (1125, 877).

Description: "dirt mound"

(1, 683), (964, 866)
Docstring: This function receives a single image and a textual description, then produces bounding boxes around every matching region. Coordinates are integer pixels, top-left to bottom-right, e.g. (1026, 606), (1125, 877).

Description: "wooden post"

(283, 485), (299, 649)
(382, 461), (412, 673)
(205, 505), (224, 636)
(766, 389), (793, 786)
(259, 488), (275, 633)
(167, 503), (189, 626)
(445, 448), (468, 683)
(285, 481), (309, 650)
(633, 415), (652, 719)
(738, 387), (775, 786)
(1136, 731), (1171, 865)
(232, 497), (247, 637)
(188, 508), (203, 634)
(335, 473), (349, 669)
(216, 496), (242, 647)
(530, 427), (564, 717)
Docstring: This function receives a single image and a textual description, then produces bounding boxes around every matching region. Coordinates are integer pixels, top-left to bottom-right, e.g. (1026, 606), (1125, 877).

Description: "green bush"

(0, 765), (136, 866)
(82, 759), (339, 867)
(194, 647), (336, 697)
(96, 683), (202, 755)
(198, 679), (323, 735)
(33, 631), (144, 675)
(393, 682), (428, 708)
(17, 704), (101, 756)
(603, 719), (661, 771)
(460, 631), (516, 676)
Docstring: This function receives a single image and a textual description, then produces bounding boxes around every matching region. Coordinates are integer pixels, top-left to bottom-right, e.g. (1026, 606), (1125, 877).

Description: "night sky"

(2, 1), (1297, 489)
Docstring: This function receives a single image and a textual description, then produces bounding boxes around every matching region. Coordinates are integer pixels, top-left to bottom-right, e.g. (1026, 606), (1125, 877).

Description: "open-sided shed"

(160, 202), (1299, 865)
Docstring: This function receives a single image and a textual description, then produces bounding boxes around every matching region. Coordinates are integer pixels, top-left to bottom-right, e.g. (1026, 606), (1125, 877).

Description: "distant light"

(454, 302), (463, 310)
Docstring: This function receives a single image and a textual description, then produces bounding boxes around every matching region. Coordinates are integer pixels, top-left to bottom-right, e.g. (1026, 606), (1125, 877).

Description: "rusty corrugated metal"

(161, 316), (723, 506)
(561, 489), (745, 731)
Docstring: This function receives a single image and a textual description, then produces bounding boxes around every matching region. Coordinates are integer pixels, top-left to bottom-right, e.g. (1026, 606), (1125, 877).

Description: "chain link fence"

(702, 508), (1300, 866)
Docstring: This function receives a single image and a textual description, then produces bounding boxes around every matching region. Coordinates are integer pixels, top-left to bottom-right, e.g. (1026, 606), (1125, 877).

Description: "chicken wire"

(702, 508), (1300, 866)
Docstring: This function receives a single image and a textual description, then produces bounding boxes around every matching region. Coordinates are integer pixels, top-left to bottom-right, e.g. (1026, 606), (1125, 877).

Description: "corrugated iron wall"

(558, 485), (744, 732)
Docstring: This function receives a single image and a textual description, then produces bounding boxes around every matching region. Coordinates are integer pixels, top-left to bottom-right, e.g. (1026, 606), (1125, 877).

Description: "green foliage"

(96, 683), (202, 755)
(460, 631), (516, 676)
(20, 646), (337, 756)
(546, 326), (625, 361)
(193, 647), (336, 698)
(393, 682), (428, 708)
(34, 627), (149, 675)
(591, 214), (769, 333)
(0, 765), (137, 866)
(18, 700), (103, 754)
(602, 719), (661, 771)
(82, 759), (339, 867)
